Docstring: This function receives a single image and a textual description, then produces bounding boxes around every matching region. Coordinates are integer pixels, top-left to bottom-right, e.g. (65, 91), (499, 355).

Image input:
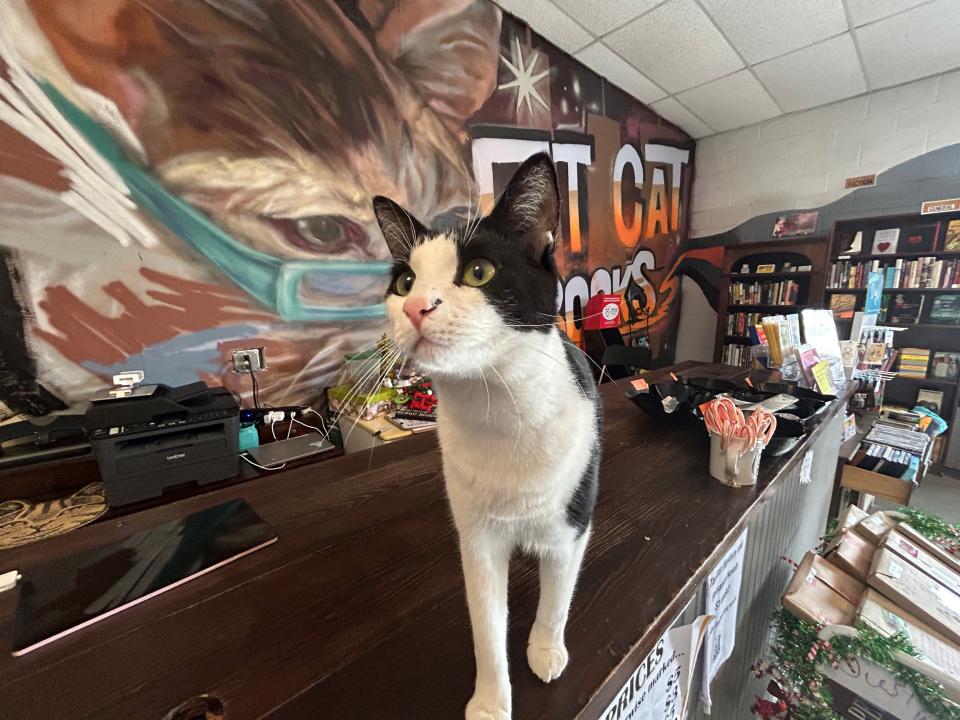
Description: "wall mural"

(0, 0), (699, 415)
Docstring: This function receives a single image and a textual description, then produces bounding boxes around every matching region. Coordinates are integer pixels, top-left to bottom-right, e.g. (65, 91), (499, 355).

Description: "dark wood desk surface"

(0, 362), (846, 720)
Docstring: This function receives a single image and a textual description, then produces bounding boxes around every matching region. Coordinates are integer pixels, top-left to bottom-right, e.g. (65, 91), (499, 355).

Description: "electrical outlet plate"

(232, 347), (266, 373)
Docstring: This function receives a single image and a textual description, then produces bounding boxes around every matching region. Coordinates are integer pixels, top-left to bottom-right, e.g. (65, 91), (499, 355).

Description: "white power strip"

(0, 569), (21, 592)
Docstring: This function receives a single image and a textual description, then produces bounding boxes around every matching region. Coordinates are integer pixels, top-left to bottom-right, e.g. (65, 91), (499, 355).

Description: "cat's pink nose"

(403, 296), (441, 330)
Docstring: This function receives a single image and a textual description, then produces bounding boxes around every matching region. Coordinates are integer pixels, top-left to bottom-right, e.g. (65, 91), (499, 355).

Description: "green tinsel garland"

(757, 507), (960, 719)
(763, 610), (960, 720)
(897, 506), (960, 555)
(816, 507), (959, 557)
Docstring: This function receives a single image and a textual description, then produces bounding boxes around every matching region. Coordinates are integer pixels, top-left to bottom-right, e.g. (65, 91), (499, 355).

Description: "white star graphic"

(498, 37), (550, 120)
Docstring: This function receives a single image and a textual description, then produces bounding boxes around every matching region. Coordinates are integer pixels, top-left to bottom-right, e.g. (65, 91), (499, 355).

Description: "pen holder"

(709, 433), (763, 487)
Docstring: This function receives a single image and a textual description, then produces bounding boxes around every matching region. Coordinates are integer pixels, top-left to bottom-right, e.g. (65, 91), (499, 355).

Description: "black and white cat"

(374, 154), (602, 720)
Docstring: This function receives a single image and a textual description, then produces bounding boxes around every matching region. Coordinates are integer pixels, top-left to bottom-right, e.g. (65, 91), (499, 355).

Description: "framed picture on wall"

(772, 211), (818, 238)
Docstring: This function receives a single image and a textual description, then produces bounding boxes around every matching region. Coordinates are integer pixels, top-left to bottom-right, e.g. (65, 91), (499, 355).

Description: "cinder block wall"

(691, 70), (960, 239)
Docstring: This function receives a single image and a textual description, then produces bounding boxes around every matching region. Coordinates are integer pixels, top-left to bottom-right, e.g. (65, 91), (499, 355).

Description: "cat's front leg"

(459, 528), (512, 720)
(527, 527), (590, 683)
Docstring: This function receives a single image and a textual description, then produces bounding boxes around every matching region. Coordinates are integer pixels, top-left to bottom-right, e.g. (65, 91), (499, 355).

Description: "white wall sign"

(700, 529), (748, 714)
(599, 615), (711, 720)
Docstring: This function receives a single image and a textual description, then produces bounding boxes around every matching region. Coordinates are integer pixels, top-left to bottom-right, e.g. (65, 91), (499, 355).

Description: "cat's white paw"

(527, 640), (569, 683)
(465, 691), (511, 720)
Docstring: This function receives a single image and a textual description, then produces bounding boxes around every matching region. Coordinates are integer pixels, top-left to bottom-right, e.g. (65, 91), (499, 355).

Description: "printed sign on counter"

(701, 530), (748, 714)
(600, 615), (712, 720)
(800, 449), (814, 485)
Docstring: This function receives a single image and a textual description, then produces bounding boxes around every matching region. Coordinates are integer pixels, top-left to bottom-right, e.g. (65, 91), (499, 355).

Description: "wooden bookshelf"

(714, 237), (829, 366)
(824, 211), (960, 472)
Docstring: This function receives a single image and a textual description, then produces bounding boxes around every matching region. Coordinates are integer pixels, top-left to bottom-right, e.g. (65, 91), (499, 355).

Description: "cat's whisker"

(478, 367), (491, 422)
(325, 349), (401, 442)
(341, 350), (403, 444)
(462, 193), (483, 248)
(489, 364), (523, 453)
(336, 353), (402, 446)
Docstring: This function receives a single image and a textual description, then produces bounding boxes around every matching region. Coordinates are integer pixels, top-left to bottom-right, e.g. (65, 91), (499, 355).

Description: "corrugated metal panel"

(687, 409), (843, 720)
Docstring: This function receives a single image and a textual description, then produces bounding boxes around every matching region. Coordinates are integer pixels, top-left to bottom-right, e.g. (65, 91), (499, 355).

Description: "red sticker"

(898, 540), (919, 558)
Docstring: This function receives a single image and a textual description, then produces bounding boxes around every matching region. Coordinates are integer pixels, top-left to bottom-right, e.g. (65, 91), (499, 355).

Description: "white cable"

(270, 418), (279, 441)
(293, 418), (323, 433)
(241, 454), (286, 471)
(287, 411), (295, 439)
(304, 407), (328, 433)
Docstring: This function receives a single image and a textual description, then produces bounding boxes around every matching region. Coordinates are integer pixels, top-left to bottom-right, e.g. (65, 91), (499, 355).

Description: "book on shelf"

(946, 219), (960, 251)
(827, 256), (960, 290)
(828, 292), (857, 321)
(930, 352), (960, 380)
(929, 293), (960, 325)
(725, 311), (764, 336)
(900, 223), (939, 254)
(915, 388), (944, 416)
(883, 292), (925, 325)
(722, 342), (752, 367)
(897, 347), (931, 379)
(871, 227), (900, 255)
(728, 279), (800, 305)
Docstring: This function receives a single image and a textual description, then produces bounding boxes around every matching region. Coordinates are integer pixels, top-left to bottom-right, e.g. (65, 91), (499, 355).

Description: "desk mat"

(0, 482), (107, 549)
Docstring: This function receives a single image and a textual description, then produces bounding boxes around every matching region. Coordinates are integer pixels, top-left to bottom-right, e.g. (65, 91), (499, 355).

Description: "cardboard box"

(899, 523), (960, 575)
(867, 548), (960, 646)
(853, 511), (896, 545)
(782, 552), (865, 626)
(838, 504), (868, 533)
(883, 530), (960, 598)
(858, 588), (960, 704)
(825, 531), (875, 581)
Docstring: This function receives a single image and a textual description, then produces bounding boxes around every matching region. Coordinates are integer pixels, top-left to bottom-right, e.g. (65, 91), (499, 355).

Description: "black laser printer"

(85, 380), (239, 506)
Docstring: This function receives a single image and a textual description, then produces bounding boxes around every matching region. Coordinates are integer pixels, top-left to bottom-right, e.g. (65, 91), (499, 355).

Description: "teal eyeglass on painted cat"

(42, 82), (391, 322)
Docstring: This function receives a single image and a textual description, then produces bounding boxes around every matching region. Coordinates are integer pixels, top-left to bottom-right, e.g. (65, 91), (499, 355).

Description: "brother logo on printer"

(165, 453), (187, 461)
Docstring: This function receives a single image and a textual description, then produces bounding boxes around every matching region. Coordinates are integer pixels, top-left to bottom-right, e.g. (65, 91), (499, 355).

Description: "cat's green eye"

(462, 259), (496, 287)
(394, 271), (415, 296)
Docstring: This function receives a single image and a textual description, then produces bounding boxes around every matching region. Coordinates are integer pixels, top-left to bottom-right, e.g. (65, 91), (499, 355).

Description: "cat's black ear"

(487, 153), (560, 256)
(373, 196), (428, 259)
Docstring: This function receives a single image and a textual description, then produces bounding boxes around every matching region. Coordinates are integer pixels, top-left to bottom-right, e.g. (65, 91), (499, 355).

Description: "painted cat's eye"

(462, 259), (496, 287)
(394, 271), (416, 296)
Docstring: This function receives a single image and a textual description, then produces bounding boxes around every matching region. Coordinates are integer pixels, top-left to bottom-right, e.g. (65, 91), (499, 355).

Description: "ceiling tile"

(846, 0), (929, 26)
(699, 0), (847, 64)
(551, 0), (662, 37)
(753, 34), (867, 113)
(604, 0), (744, 93)
(675, 70), (781, 131)
(856, 0), (960, 89)
(494, 0), (593, 54)
(650, 97), (715, 138)
(575, 43), (668, 104)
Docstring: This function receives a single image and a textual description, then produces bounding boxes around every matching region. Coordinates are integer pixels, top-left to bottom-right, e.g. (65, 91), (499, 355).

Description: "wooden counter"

(0, 362), (849, 719)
